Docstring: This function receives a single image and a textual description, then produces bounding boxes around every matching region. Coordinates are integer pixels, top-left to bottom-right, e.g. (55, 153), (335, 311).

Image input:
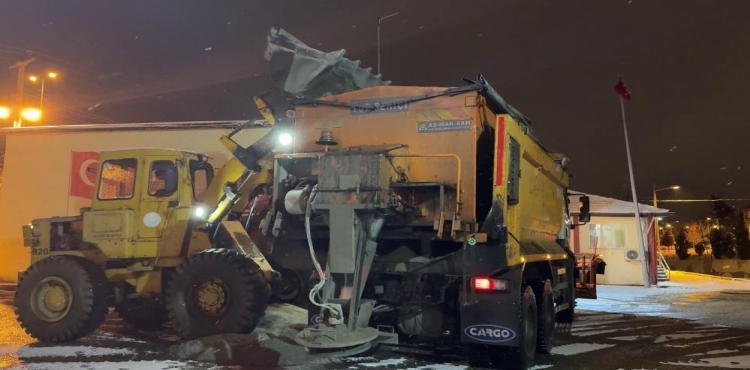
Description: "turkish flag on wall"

(70, 152), (100, 199)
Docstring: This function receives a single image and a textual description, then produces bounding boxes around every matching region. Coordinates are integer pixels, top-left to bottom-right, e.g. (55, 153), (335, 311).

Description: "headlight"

(278, 132), (292, 146)
(194, 207), (206, 218)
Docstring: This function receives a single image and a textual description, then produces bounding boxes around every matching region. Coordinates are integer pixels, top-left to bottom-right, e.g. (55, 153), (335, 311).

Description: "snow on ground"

(7, 360), (190, 370)
(16, 346), (134, 358)
(577, 271), (750, 327)
(357, 358), (408, 367)
(662, 354), (750, 368)
(549, 343), (615, 356)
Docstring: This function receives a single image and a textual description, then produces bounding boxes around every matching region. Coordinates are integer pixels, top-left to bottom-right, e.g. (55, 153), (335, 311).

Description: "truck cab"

(24, 149), (215, 265)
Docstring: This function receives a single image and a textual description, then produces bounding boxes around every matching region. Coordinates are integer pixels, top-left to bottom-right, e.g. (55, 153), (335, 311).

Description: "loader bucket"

(264, 28), (390, 99)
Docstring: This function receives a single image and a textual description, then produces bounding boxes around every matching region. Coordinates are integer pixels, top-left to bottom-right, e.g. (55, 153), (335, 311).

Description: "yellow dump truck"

(264, 75), (594, 369)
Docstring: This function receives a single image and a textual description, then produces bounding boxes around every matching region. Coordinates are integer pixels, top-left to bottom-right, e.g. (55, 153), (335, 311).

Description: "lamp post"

(376, 11), (400, 76)
(653, 185), (680, 250)
(29, 72), (57, 110)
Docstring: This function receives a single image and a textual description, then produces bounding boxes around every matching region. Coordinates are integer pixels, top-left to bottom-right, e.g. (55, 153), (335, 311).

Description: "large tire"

(166, 248), (270, 338)
(116, 299), (168, 330)
(14, 257), (108, 342)
(506, 285), (538, 369)
(271, 268), (310, 308)
(535, 280), (555, 354)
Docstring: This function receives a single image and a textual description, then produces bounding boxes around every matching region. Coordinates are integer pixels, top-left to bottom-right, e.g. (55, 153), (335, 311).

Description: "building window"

(589, 223), (627, 249)
(148, 161), (178, 197)
(98, 158), (137, 200)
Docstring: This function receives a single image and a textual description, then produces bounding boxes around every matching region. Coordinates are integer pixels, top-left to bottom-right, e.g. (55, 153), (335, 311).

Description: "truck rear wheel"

(166, 248), (270, 338)
(272, 268), (310, 307)
(14, 257), (108, 342)
(536, 280), (555, 354)
(510, 284), (538, 369)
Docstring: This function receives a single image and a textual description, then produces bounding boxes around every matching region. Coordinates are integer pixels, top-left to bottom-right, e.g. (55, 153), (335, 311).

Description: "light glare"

(279, 132), (292, 146)
(21, 108), (42, 122)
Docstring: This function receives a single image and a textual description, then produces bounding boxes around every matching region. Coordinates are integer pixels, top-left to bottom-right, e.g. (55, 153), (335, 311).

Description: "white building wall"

(576, 215), (649, 286)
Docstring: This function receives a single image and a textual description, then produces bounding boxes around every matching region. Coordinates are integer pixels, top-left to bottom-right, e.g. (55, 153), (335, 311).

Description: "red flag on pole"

(615, 78), (631, 101)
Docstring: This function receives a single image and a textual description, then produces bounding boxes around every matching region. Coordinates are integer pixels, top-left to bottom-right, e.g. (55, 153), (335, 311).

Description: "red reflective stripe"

(495, 116), (506, 187)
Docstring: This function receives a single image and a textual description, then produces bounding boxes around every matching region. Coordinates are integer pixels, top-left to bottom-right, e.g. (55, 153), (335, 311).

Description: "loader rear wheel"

(14, 257), (108, 342)
(166, 248), (270, 338)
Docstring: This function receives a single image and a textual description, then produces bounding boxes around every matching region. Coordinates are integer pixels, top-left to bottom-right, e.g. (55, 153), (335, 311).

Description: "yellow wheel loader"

(15, 98), (287, 342)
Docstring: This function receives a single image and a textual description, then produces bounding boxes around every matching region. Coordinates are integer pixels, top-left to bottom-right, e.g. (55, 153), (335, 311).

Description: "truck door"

(136, 158), (179, 239)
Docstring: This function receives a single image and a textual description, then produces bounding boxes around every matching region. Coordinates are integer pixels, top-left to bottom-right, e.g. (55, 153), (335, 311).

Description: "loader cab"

(83, 149), (214, 258)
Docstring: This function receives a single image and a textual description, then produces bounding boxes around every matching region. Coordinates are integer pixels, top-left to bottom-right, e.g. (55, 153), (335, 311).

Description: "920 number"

(32, 248), (49, 256)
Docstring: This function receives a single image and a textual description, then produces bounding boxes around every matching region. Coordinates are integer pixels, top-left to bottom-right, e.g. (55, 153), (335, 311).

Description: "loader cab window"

(190, 159), (214, 201)
(98, 158), (137, 200)
(148, 161), (178, 197)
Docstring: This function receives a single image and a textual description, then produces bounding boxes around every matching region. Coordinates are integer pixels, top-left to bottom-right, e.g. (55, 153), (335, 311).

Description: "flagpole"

(620, 95), (651, 289)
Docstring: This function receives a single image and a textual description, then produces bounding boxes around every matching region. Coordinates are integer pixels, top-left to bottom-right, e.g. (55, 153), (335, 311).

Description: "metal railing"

(657, 251), (671, 280)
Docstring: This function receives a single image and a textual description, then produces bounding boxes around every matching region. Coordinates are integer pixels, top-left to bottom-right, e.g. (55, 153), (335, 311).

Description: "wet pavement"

(4, 287), (750, 369)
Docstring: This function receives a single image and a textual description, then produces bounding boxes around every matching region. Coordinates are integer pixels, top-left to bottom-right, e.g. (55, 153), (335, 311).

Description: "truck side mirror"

(579, 195), (591, 223)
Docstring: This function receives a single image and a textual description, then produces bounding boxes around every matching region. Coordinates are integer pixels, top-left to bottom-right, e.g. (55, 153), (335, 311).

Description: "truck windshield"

(98, 158), (137, 200)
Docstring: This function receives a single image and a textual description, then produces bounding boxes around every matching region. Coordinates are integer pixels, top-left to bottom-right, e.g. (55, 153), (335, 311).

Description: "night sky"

(1, 0), (749, 222)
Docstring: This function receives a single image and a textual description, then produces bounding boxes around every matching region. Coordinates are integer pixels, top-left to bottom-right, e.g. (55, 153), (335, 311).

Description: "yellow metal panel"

(135, 270), (162, 294)
(497, 113), (570, 266)
(83, 210), (135, 258)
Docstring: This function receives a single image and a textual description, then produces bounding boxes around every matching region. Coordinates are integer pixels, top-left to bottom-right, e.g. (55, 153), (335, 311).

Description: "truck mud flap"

(459, 266), (522, 347)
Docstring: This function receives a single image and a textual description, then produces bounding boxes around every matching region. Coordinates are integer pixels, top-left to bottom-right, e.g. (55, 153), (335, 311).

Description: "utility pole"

(9, 57), (36, 127)
(615, 77), (650, 288)
(653, 186), (660, 251)
(376, 11), (400, 76)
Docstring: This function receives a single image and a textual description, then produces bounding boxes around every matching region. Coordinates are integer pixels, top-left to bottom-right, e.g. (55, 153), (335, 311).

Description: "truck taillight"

(473, 277), (509, 292)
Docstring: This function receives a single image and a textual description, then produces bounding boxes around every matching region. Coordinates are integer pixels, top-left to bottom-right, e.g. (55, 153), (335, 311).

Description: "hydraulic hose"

(304, 186), (342, 318)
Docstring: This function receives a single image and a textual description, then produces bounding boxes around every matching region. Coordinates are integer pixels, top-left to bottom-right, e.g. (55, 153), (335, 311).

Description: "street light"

(653, 184), (680, 250)
(377, 11), (400, 76)
(20, 107), (42, 122)
(0, 106), (11, 120)
(28, 72), (58, 110)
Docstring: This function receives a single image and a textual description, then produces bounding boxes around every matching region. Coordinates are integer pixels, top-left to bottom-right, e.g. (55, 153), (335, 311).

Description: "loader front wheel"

(14, 257), (108, 342)
(167, 248), (270, 338)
